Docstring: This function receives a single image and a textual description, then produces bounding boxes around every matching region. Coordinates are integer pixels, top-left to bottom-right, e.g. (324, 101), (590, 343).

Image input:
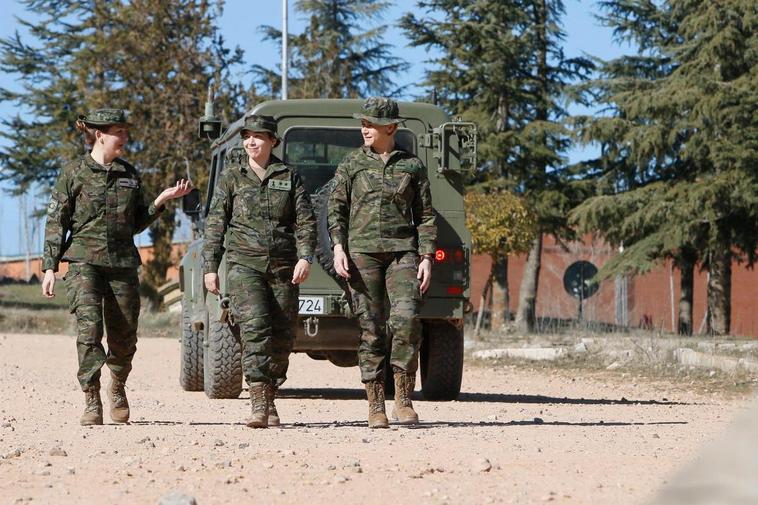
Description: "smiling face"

(96, 124), (129, 159)
(360, 119), (397, 151)
(242, 130), (276, 164)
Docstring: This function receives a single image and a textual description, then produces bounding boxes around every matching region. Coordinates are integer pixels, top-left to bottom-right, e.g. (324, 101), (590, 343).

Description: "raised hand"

(155, 179), (194, 207)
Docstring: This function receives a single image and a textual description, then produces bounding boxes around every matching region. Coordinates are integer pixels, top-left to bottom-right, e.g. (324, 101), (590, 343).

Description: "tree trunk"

(516, 234), (543, 333)
(491, 254), (510, 329)
(474, 270), (493, 337)
(677, 249), (696, 336)
(707, 249), (732, 336)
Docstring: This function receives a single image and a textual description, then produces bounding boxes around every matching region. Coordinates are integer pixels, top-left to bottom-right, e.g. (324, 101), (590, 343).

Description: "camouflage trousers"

(227, 262), (298, 387)
(64, 262), (140, 391)
(347, 251), (422, 383)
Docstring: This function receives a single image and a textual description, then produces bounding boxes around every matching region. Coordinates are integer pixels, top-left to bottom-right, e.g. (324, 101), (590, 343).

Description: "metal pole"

(282, 0), (288, 100)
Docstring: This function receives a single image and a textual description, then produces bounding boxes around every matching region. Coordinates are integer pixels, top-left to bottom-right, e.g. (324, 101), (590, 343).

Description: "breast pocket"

(352, 169), (380, 201)
(117, 186), (137, 226)
(76, 186), (106, 221)
(392, 168), (417, 214)
(233, 187), (258, 220)
(268, 187), (292, 220)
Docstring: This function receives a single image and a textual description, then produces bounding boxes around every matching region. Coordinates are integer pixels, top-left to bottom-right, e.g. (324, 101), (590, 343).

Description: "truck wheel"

(420, 320), (463, 400)
(203, 319), (243, 399)
(179, 298), (204, 391)
(327, 351), (358, 368)
(313, 178), (348, 289)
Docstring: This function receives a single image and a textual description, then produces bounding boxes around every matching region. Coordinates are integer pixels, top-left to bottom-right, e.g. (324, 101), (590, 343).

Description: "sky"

(0, 0), (624, 258)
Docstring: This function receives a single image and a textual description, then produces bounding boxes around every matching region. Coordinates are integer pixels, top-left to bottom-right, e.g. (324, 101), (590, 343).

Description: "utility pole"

(20, 193), (31, 282)
(282, 0), (288, 100)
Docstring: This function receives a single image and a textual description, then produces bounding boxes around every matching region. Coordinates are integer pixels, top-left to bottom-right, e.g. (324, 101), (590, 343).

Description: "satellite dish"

(563, 261), (599, 300)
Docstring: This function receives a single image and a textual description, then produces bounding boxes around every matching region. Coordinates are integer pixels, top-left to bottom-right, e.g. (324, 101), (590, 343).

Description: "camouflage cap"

(78, 108), (131, 127)
(352, 97), (404, 125)
(241, 114), (280, 145)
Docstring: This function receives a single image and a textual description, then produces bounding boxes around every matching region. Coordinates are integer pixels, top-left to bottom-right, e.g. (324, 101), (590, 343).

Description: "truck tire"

(312, 178), (348, 288)
(420, 320), (463, 400)
(203, 319), (243, 399)
(179, 298), (204, 392)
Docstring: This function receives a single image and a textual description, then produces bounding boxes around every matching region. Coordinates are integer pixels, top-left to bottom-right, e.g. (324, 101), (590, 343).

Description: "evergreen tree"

(570, 0), (758, 335)
(402, 0), (593, 332)
(255, 0), (409, 98)
(0, 0), (244, 295)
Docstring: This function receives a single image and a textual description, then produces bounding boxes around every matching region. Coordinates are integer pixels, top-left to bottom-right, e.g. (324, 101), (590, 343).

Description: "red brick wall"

(0, 243), (188, 282)
(470, 235), (758, 338)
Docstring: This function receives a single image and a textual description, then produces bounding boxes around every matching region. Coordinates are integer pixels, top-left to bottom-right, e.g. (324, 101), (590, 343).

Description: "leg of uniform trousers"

(268, 263), (298, 388)
(228, 263), (274, 385)
(348, 252), (390, 383)
(101, 267), (140, 383)
(386, 252), (423, 374)
(65, 263), (107, 390)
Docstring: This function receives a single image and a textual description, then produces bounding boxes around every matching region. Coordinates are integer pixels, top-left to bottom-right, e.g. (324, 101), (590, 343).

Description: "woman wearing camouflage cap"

(202, 114), (316, 428)
(328, 97), (437, 428)
(41, 109), (193, 426)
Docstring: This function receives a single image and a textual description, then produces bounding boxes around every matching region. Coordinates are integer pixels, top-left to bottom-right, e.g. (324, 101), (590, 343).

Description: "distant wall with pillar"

(469, 235), (758, 338)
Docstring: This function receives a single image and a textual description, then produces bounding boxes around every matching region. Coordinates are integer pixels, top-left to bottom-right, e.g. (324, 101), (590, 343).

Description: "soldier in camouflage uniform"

(41, 109), (192, 426)
(328, 97), (437, 428)
(202, 114), (316, 428)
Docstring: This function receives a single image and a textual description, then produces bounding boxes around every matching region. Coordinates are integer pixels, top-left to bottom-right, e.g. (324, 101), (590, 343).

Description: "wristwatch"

(300, 255), (314, 264)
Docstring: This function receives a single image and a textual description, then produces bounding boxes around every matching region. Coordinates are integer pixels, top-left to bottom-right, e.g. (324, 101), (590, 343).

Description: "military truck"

(178, 98), (476, 401)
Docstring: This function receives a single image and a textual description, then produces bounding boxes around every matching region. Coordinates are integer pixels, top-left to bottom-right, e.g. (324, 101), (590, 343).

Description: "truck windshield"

(283, 127), (416, 195)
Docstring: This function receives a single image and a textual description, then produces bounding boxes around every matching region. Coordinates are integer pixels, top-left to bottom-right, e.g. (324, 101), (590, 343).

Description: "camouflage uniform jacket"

(42, 155), (163, 272)
(328, 145), (436, 255)
(202, 154), (316, 274)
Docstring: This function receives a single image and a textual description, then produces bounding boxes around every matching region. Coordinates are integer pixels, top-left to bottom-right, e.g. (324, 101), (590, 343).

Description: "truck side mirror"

(429, 121), (478, 174)
(198, 118), (222, 140)
(182, 188), (202, 217)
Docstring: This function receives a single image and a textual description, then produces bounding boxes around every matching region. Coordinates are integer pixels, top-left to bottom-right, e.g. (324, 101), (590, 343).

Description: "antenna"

(282, 0), (289, 100)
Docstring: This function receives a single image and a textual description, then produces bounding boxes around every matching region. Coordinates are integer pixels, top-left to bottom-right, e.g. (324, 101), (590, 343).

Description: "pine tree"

(402, 0), (594, 332)
(254, 0), (409, 98)
(0, 0), (244, 295)
(570, 0), (758, 335)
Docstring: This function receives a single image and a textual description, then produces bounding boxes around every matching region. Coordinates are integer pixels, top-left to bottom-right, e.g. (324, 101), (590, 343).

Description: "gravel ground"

(0, 332), (750, 505)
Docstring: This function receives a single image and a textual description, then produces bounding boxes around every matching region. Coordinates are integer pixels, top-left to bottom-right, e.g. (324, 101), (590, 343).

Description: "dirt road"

(0, 332), (750, 505)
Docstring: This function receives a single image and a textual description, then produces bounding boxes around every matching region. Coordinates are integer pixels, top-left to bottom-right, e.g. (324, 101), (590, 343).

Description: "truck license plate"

(298, 296), (325, 315)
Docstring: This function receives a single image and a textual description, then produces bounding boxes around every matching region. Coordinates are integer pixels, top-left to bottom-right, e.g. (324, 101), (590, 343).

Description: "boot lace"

(111, 382), (127, 406)
(368, 382), (385, 414)
(84, 391), (101, 413)
(250, 384), (267, 414)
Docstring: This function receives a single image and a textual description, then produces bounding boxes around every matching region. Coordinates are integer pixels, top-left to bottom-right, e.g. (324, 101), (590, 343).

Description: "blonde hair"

(74, 119), (104, 146)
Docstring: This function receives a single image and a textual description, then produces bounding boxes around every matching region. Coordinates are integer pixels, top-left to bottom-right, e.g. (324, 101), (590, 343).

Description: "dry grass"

(0, 306), (179, 339)
(465, 324), (758, 397)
